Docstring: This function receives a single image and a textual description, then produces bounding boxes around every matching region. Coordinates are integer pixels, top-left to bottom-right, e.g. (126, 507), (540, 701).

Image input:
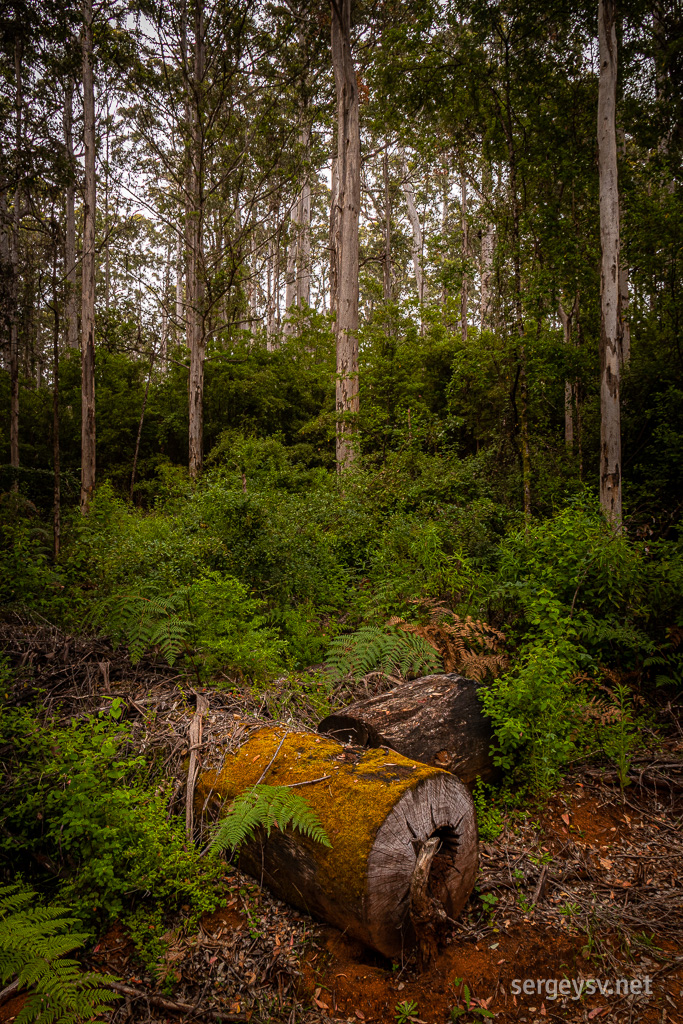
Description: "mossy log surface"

(195, 726), (478, 958)
(317, 673), (496, 787)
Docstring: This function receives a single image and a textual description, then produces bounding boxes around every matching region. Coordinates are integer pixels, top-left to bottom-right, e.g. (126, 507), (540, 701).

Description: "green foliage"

(472, 780), (504, 843)
(325, 624), (441, 683)
(478, 590), (589, 796)
(0, 883), (119, 1024)
(599, 684), (642, 792)
(0, 704), (225, 959)
(94, 570), (284, 681)
(394, 999), (420, 1024)
(211, 784), (331, 855)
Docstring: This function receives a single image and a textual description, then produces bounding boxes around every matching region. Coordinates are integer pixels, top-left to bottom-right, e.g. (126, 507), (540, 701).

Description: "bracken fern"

(211, 785), (331, 855)
(0, 883), (118, 1023)
(325, 625), (442, 683)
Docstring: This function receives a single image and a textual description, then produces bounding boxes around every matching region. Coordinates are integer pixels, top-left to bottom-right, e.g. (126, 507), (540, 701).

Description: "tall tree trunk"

(383, 144), (392, 302)
(80, 0), (97, 512)
(331, 0), (360, 472)
(558, 294), (579, 449)
(329, 146), (339, 316)
(51, 244), (61, 560)
(401, 152), (424, 306)
(64, 77), (79, 349)
(188, 1), (205, 480)
(284, 195), (299, 331)
(175, 230), (183, 337)
(597, 0), (622, 526)
(480, 165), (495, 331)
(459, 157), (468, 342)
(296, 127), (311, 309)
(9, 37), (22, 490)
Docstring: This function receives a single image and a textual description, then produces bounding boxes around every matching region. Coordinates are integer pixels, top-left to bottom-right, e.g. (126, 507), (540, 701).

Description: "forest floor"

(1, 624), (683, 1024)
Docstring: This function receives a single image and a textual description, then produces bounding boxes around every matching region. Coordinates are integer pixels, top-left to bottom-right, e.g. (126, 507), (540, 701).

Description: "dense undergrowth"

(1, 403), (682, 996)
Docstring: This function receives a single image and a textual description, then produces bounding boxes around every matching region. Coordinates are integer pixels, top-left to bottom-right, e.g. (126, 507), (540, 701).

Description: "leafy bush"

(0, 704), (225, 959)
(478, 591), (590, 796)
(0, 883), (118, 1024)
(94, 570), (285, 681)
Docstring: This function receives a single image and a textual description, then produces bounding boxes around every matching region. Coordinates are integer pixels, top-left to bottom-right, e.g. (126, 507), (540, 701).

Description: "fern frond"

(325, 625), (441, 683)
(0, 884), (119, 1023)
(211, 784), (331, 854)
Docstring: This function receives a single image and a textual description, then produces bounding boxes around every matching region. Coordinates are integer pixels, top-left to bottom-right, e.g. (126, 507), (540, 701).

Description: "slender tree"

(331, 0), (360, 471)
(80, 0), (97, 512)
(597, 0), (622, 525)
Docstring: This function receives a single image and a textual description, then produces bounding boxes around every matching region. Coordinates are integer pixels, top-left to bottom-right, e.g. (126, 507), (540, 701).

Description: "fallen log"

(196, 726), (478, 958)
(317, 673), (496, 787)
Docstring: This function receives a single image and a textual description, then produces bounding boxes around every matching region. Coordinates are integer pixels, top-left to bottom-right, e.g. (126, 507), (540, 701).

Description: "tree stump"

(317, 673), (496, 788)
(195, 726), (478, 958)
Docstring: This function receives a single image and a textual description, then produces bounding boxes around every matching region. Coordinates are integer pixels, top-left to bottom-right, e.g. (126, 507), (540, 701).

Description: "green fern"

(0, 883), (119, 1023)
(325, 624), (442, 683)
(93, 589), (192, 665)
(211, 785), (331, 855)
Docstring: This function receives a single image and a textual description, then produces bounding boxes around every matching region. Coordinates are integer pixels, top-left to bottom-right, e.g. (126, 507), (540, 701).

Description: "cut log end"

(365, 770), (478, 956)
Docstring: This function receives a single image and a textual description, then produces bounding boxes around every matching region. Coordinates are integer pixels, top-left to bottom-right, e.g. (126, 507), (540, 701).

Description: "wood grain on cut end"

(366, 770), (478, 956)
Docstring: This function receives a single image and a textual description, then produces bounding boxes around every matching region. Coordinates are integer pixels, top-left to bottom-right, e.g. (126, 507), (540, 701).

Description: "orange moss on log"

(195, 727), (446, 904)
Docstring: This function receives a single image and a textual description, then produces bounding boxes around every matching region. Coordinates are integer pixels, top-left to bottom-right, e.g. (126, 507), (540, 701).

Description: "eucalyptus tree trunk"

(80, 0), (97, 512)
(175, 230), (183, 337)
(459, 159), (468, 342)
(383, 144), (392, 302)
(401, 152), (424, 305)
(296, 147), (311, 309)
(63, 77), (79, 350)
(331, 0), (360, 472)
(51, 244), (61, 560)
(9, 37), (22, 490)
(187, 1), (206, 480)
(284, 196), (299, 330)
(597, 0), (622, 526)
(558, 294), (579, 449)
(480, 163), (495, 330)
(440, 153), (449, 303)
(329, 147), (339, 316)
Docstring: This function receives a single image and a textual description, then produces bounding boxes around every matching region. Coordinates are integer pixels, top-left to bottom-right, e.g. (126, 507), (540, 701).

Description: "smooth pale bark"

(266, 228), (277, 344)
(81, 0), (96, 513)
(401, 152), (424, 305)
(297, 166), (311, 308)
(440, 154), (449, 303)
(329, 149), (339, 316)
(598, 0), (622, 526)
(64, 77), (79, 349)
(188, 3), (206, 480)
(331, 0), (360, 471)
(558, 294), (580, 449)
(9, 38), (22, 489)
(175, 231), (183, 335)
(480, 223), (495, 329)
(383, 145), (392, 302)
(459, 160), (468, 341)
(51, 248), (61, 560)
(284, 196), (299, 330)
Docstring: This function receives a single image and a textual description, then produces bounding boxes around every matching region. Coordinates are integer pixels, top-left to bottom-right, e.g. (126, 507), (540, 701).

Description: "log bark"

(318, 674), (496, 788)
(196, 726), (478, 958)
